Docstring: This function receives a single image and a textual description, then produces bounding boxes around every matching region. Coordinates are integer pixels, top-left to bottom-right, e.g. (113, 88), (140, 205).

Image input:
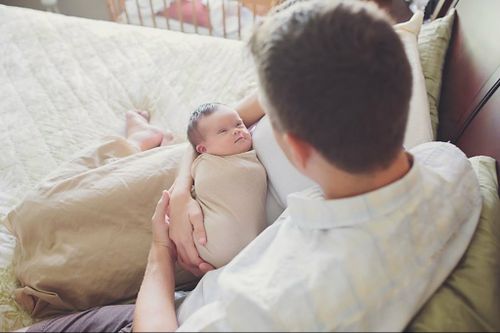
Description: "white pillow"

(253, 11), (433, 223)
(253, 115), (315, 223)
(395, 11), (434, 147)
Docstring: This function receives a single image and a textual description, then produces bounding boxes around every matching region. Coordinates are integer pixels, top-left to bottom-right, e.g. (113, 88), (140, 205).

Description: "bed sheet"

(0, 4), (256, 330)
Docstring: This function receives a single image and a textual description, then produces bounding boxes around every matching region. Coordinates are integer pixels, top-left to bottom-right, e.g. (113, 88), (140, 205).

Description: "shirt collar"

(287, 154), (421, 229)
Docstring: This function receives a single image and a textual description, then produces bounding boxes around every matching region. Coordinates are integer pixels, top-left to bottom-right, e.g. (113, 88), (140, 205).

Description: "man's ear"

(196, 144), (207, 154)
(283, 133), (312, 172)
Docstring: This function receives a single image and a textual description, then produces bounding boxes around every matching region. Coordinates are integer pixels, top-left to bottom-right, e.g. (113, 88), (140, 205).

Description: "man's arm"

(133, 191), (178, 332)
(235, 90), (265, 127)
(133, 244), (178, 332)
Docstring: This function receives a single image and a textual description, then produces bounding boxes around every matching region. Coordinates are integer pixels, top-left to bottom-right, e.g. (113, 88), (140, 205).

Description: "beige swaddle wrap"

(192, 150), (267, 268)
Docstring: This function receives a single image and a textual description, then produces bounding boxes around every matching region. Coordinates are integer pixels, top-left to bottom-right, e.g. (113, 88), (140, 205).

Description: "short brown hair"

(187, 102), (221, 149)
(250, 0), (412, 173)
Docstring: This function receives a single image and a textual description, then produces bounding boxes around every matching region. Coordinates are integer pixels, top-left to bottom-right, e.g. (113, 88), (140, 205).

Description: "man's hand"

(168, 190), (215, 276)
(151, 191), (177, 260)
(135, 191), (179, 332)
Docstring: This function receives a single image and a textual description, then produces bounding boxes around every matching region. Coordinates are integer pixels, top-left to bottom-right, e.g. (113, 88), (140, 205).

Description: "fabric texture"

(175, 142), (482, 331)
(407, 156), (500, 332)
(4, 137), (197, 318)
(418, 9), (456, 137)
(191, 150), (267, 268)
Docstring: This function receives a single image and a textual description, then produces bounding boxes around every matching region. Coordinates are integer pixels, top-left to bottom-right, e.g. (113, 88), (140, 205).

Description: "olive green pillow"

(418, 9), (456, 138)
(407, 156), (500, 332)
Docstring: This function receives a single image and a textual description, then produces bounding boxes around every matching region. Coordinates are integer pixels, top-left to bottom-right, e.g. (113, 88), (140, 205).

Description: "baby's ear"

(196, 144), (207, 154)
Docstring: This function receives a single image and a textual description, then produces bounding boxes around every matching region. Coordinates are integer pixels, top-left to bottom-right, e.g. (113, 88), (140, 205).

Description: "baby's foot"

(125, 110), (164, 151)
(136, 110), (150, 122)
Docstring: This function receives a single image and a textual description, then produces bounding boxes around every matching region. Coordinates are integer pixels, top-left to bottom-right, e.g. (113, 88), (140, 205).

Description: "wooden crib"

(106, 0), (281, 39)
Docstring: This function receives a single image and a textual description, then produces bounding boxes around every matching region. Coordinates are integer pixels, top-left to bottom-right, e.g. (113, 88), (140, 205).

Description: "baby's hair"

(187, 102), (222, 149)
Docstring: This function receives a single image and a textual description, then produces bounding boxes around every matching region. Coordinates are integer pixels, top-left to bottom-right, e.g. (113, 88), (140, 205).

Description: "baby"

(183, 102), (268, 268)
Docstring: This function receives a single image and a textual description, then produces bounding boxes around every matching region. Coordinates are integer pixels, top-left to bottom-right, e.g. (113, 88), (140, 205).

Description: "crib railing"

(106, 0), (281, 40)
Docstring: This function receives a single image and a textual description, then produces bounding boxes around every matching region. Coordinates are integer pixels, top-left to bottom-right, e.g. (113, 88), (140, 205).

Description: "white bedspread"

(0, 4), (256, 330)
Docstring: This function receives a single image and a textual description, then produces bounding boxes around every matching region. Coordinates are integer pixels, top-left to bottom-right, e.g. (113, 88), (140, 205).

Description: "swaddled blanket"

(3, 138), (197, 318)
(192, 150), (267, 268)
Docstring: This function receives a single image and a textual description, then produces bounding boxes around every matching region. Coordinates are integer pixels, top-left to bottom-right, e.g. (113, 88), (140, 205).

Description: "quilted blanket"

(0, 5), (256, 330)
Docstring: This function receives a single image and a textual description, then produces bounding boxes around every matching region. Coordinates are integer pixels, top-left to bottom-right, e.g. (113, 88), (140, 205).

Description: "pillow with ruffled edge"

(394, 10), (434, 149)
(418, 9), (456, 138)
(407, 156), (500, 332)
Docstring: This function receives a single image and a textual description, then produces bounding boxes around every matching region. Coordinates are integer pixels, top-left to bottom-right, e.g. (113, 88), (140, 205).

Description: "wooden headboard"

(437, 0), (500, 185)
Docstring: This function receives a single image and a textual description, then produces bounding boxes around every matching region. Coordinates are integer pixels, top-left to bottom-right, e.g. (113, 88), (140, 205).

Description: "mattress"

(0, 4), (256, 330)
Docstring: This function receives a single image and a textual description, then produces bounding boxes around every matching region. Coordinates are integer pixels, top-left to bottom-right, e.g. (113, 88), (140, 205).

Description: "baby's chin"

(231, 138), (253, 155)
(233, 143), (253, 155)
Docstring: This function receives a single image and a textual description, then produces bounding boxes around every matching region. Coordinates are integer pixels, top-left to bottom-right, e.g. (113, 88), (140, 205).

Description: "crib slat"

(149, 0), (158, 28)
(162, 0), (171, 29)
(136, 0), (144, 26)
(192, 0), (199, 33)
(207, 0), (213, 36)
(252, 0), (256, 24)
(122, 0), (131, 23)
(237, 0), (241, 40)
(106, 0), (116, 21)
(222, 0), (227, 38)
(176, 0), (185, 32)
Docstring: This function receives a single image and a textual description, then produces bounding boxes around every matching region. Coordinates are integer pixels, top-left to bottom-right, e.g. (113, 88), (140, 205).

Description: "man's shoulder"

(410, 141), (471, 175)
(410, 141), (480, 198)
(410, 141), (466, 164)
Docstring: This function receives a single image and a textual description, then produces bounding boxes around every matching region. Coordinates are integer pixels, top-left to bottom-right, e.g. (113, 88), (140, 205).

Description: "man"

(25, 0), (481, 331)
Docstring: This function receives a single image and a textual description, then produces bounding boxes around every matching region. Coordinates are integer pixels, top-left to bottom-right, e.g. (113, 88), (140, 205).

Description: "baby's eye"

(236, 122), (244, 127)
(218, 129), (227, 134)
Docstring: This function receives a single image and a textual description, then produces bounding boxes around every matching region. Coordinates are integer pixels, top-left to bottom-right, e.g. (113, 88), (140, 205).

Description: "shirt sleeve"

(176, 301), (229, 332)
(177, 297), (284, 331)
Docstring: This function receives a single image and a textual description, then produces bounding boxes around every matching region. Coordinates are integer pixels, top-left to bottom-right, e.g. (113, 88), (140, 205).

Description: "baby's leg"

(126, 111), (175, 151)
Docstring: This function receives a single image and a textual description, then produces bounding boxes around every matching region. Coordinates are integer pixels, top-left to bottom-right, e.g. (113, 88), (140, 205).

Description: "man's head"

(250, 0), (412, 174)
(187, 103), (253, 156)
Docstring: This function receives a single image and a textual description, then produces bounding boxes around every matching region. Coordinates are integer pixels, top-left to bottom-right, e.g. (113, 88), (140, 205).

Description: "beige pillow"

(3, 138), (194, 318)
(418, 9), (456, 138)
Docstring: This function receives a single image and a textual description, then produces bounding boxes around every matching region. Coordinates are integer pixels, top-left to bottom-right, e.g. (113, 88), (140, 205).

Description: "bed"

(0, 0), (499, 331)
(0, 4), (257, 329)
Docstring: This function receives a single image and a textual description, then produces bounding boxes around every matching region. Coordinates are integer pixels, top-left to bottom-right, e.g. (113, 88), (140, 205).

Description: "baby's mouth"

(234, 136), (245, 143)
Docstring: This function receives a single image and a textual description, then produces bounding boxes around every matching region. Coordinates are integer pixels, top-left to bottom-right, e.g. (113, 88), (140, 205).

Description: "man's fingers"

(184, 241), (204, 267)
(189, 210), (207, 245)
(153, 191), (170, 221)
(177, 241), (206, 277)
(162, 191), (170, 209)
(178, 256), (203, 277)
(198, 262), (215, 274)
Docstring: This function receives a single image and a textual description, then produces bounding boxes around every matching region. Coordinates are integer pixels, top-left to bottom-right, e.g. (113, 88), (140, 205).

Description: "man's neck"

(319, 150), (412, 200)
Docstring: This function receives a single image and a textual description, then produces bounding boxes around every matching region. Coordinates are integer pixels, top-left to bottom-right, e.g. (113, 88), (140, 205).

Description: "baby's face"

(196, 106), (252, 156)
